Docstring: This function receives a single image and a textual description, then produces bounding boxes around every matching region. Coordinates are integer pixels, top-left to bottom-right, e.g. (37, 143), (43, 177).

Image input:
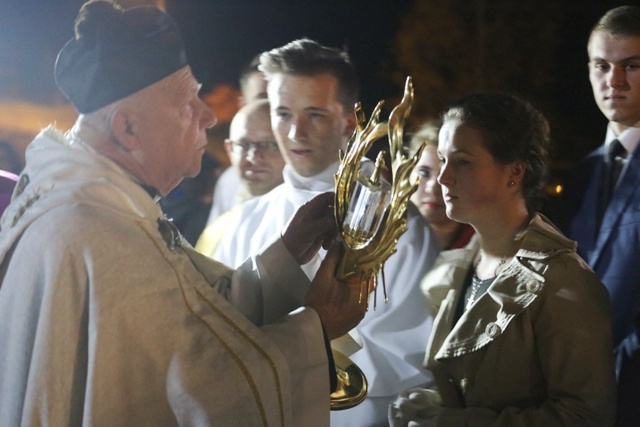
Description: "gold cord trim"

(141, 223), (284, 427)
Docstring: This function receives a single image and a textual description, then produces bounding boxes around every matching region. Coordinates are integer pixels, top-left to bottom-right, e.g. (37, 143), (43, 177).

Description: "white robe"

(207, 162), (440, 426)
(205, 166), (246, 226)
(0, 128), (330, 427)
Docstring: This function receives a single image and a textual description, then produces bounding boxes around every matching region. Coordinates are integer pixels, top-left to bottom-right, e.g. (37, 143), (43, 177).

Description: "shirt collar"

(282, 161), (339, 192)
(605, 125), (640, 156)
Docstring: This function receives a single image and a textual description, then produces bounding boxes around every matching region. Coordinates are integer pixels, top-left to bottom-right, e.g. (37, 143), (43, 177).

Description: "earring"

(507, 180), (515, 187)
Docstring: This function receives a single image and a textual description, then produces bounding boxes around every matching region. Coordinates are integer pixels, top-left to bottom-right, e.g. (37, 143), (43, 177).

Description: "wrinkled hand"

(281, 192), (337, 265)
(304, 242), (367, 340)
(388, 388), (442, 427)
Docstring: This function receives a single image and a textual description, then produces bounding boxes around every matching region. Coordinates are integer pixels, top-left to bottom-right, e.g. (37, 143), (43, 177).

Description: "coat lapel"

(565, 148), (604, 260)
(433, 216), (572, 360)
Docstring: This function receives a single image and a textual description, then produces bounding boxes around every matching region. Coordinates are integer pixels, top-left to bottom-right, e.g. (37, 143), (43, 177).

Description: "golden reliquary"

(330, 77), (425, 410)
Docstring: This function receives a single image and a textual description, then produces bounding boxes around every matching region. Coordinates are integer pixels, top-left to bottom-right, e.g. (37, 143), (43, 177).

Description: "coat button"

(460, 378), (470, 393)
(485, 322), (501, 338)
(526, 280), (542, 294)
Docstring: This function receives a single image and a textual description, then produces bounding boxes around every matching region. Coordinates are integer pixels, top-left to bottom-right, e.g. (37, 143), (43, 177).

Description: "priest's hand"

(281, 192), (337, 265)
(304, 242), (367, 340)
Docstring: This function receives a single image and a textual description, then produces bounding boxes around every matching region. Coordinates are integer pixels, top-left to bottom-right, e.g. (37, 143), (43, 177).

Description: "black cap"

(54, 0), (188, 114)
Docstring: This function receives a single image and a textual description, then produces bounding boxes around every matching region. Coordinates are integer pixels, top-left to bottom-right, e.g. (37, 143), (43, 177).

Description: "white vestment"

(206, 162), (439, 426)
(205, 166), (246, 226)
(0, 128), (331, 427)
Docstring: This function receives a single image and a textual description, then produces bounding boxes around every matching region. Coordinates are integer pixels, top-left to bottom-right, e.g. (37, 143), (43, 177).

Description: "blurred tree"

(393, 0), (562, 125)
(392, 0), (573, 206)
(202, 85), (241, 125)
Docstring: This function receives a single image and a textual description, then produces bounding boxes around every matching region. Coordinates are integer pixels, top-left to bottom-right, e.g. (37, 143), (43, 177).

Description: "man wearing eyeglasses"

(204, 99), (285, 226)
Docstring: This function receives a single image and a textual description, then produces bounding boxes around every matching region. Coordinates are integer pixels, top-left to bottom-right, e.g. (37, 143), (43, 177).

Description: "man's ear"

(111, 108), (140, 151)
(223, 138), (234, 160)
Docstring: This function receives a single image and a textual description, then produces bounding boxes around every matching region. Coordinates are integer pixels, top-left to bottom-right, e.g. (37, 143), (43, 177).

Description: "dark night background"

(0, 0), (632, 168)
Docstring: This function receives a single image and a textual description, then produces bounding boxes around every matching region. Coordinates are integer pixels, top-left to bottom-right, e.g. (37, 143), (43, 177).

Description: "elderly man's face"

(136, 66), (216, 195)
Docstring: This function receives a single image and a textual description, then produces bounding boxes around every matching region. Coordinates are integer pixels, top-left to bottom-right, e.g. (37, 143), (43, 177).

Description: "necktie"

(607, 139), (627, 200)
(598, 140), (627, 229)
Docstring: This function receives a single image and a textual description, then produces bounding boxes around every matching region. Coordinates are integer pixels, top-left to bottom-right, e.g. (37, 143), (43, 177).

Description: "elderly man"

(199, 38), (439, 426)
(0, 2), (366, 426)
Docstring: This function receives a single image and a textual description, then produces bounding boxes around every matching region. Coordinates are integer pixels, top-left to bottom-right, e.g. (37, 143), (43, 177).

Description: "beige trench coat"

(421, 214), (616, 426)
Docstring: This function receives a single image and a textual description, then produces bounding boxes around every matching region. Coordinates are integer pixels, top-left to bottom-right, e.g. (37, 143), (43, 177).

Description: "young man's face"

(588, 31), (640, 133)
(267, 73), (354, 177)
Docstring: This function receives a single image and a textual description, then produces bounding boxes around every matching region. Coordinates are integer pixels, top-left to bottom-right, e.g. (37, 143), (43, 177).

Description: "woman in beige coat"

(390, 93), (616, 426)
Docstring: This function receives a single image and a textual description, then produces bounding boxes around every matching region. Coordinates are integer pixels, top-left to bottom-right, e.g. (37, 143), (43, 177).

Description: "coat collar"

(423, 214), (576, 360)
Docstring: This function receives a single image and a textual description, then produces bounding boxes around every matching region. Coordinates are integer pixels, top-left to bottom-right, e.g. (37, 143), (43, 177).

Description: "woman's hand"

(388, 387), (442, 427)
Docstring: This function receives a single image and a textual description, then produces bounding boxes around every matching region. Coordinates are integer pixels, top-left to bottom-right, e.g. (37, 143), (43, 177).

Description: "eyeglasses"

(230, 140), (279, 154)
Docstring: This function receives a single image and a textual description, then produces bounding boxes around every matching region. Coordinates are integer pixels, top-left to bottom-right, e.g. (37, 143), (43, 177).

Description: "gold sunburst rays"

(334, 77), (425, 309)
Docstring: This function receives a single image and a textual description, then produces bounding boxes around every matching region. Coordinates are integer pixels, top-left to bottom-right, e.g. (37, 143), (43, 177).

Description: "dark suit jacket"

(560, 142), (640, 348)
(559, 141), (640, 426)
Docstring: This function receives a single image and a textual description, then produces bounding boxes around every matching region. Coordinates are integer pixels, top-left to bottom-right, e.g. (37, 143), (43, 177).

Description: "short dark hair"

(442, 93), (550, 215)
(259, 38), (360, 112)
(590, 5), (640, 40)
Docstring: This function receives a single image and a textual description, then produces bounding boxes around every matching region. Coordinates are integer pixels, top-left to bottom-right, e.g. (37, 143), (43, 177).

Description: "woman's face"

(437, 119), (512, 226)
(410, 144), (449, 226)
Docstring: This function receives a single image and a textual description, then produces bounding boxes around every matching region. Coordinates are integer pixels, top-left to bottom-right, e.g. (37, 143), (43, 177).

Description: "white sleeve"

(184, 234), (310, 326)
(233, 235), (311, 325)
